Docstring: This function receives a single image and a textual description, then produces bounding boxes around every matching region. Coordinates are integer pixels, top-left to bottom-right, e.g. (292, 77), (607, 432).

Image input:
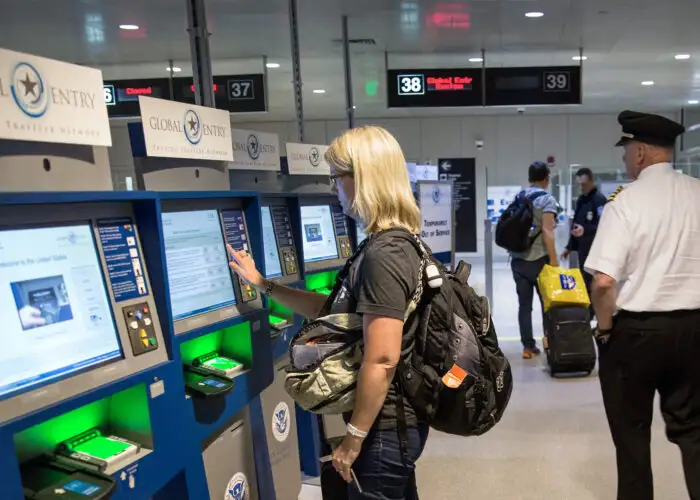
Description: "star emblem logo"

(10, 61), (49, 118)
(309, 147), (321, 167)
(247, 134), (261, 160)
(183, 109), (202, 145)
(20, 72), (38, 97)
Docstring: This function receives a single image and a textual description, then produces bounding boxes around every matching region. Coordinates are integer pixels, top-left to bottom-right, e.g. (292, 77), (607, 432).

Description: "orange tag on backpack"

(442, 364), (467, 389)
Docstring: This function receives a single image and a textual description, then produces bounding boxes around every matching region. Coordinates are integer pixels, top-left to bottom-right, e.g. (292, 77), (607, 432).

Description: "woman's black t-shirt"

(327, 233), (422, 430)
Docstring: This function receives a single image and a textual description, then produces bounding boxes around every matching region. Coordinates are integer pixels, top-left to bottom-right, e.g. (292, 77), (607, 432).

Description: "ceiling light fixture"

(688, 100), (699, 105)
(469, 57), (484, 63)
(525, 12), (544, 18)
(313, 89), (326, 94)
(641, 81), (655, 86)
(675, 54), (691, 60)
(266, 62), (280, 69)
(119, 24), (139, 30)
(572, 56), (588, 61)
(166, 66), (182, 73)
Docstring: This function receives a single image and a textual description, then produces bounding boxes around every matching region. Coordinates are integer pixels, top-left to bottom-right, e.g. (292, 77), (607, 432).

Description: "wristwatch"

(593, 326), (613, 345)
(264, 279), (275, 298)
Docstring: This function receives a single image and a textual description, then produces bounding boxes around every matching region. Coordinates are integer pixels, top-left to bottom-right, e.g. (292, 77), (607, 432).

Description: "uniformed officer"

(561, 167), (607, 306)
(585, 110), (700, 500)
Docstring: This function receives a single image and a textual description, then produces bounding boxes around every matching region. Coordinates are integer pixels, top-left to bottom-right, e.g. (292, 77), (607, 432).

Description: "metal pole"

(167, 58), (175, 100)
(288, 0), (305, 142)
(342, 15), (355, 129)
(481, 48), (486, 107)
(185, 0), (215, 107)
(484, 218), (494, 310)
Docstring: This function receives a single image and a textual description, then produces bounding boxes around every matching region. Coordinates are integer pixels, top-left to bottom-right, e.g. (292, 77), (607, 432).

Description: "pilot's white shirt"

(585, 162), (700, 312)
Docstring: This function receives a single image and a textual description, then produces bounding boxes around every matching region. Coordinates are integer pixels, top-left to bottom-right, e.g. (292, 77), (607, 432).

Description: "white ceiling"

(1, 0), (699, 121)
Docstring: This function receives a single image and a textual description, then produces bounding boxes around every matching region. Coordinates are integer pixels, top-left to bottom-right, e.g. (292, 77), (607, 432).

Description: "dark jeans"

(511, 256), (548, 349)
(599, 310), (700, 500)
(348, 424), (430, 500)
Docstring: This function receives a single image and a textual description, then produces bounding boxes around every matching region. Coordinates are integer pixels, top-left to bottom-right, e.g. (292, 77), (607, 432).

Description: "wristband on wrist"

(263, 279), (275, 297)
(346, 423), (368, 439)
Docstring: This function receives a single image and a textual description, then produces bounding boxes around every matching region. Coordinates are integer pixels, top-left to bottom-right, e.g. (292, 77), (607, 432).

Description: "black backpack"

(390, 232), (513, 438)
(495, 190), (547, 252)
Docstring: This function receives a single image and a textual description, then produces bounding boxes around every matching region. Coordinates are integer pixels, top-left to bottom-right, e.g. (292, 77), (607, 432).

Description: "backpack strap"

(522, 190), (548, 245)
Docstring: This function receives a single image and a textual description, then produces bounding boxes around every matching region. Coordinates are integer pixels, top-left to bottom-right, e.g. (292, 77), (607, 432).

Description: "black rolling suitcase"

(543, 306), (596, 376)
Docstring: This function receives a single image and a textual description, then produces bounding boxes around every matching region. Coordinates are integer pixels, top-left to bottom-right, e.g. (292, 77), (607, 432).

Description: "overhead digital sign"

(387, 65), (582, 108)
(104, 73), (267, 117)
(173, 74), (267, 113)
(387, 68), (482, 108)
(485, 66), (582, 106)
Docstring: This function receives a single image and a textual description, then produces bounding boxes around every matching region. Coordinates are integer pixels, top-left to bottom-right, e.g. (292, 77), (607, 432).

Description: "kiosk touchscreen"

(300, 203), (352, 276)
(161, 208), (261, 335)
(0, 210), (166, 423)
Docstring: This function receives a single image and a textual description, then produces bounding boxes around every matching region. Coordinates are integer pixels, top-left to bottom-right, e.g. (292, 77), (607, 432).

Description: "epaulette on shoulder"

(608, 185), (624, 202)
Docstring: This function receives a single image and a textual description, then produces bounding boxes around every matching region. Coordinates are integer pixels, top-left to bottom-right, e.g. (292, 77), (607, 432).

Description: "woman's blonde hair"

(325, 125), (421, 235)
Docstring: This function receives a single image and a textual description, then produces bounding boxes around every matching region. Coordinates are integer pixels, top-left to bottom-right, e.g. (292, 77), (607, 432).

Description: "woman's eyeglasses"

(330, 173), (352, 185)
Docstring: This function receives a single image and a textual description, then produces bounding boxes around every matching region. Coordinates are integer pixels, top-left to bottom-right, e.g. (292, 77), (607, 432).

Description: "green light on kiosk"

(73, 436), (131, 460)
(365, 80), (379, 96)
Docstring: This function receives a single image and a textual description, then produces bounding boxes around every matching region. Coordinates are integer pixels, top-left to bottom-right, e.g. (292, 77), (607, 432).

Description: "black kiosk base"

(21, 455), (116, 500)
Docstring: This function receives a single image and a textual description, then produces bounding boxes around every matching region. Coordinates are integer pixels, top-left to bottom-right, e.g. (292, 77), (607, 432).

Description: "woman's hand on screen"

(227, 244), (264, 288)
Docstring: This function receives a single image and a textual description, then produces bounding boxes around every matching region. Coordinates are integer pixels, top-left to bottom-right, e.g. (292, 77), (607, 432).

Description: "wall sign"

(230, 128), (280, 171)
(138, 96), (234, 161)
(439, 158), (477, 253)
(0, 47), (111, 146)
(286, 143), (330, 175)
(387, 65), (582, 108)
(418, 181), (453, 255)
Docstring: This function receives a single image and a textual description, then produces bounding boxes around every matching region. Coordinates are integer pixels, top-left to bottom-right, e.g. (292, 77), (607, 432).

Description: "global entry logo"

(432, 186), (442, 204)
(11, 62), (48, 118)
(309, 147), (321, 167)
(0, 59), (99, 119)
(183, 109), (202, 145)
(247, 134), (260, 160)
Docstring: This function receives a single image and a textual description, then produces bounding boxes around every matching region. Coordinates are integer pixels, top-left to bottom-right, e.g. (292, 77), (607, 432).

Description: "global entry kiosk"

(0, 46), (455, 499)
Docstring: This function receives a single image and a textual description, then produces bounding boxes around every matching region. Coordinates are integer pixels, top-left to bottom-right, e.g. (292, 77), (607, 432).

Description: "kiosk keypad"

(122, 303), (158, 355)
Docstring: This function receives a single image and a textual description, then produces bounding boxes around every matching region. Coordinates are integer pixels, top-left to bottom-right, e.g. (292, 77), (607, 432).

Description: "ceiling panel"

(0, 0), (698, 120)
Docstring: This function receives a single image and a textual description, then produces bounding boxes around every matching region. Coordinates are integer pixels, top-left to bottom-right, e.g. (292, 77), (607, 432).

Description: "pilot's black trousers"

(599, 309), (700, 500)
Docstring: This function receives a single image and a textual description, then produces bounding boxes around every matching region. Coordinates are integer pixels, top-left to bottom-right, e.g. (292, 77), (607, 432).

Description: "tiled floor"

(298, 262), (689, 499)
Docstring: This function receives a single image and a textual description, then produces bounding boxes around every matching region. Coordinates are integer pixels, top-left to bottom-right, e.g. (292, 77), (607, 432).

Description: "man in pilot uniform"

(585, 111), (700, 500)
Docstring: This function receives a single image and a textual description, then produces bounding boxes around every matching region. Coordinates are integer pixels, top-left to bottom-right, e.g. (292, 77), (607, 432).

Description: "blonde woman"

(229, 126), (429, 499)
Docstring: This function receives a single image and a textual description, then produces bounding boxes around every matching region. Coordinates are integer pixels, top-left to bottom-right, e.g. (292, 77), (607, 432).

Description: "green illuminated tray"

(193, 351), (245, 378)
(269, 314), (289, 329)
(57, 429), (139, 471)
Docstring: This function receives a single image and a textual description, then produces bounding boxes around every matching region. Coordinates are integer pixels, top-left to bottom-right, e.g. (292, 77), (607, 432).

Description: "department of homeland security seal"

(224, 472), (249, 500)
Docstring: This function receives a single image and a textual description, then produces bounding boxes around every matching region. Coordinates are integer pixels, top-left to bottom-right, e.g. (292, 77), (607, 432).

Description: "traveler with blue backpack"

(495, 161), (559, 359)
(229, 126), (512, 499)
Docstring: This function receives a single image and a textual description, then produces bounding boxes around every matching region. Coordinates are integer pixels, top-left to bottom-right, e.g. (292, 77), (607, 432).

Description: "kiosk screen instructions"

(0, 224), (121, 399)
(300, 205), (339, 263)
(162, 210), (236, 321)
(261, 206), (283, 279)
